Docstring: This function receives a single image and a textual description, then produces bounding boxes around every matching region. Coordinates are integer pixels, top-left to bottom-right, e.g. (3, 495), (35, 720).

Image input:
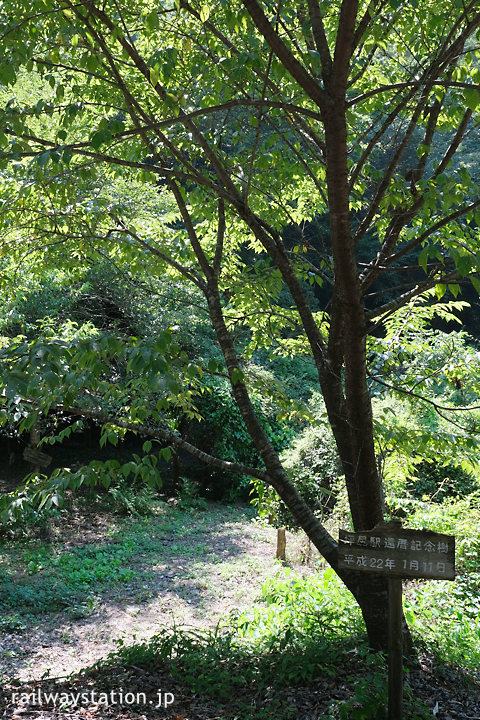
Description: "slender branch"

(169, 180), (213, 280)
(433, 108), (473, 179)
(115, 219), (206, 290)
(306, 0), (333, 77)
(213, 199), (225, 275)
(368, 373), (480, 419)
(244, 27), (276, 206)
(34, 58), (119, 86)
(352, 0), (387, 51)
(359, 106), (474, 292)
(353, 84), (432, 245)
(349, 83), (419, 190)
(348, 78), (480, 107)
(55, 404), (269, 480)
(241, 0), (325, 110)
(386, 198), (480, 267)
(347, 45), (377, 88)
(366, 270), (462, 321)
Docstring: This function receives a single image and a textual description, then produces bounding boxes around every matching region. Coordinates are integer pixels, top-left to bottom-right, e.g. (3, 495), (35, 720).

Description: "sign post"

(388, 577), (403, 720)
(339, 523), (455, 720)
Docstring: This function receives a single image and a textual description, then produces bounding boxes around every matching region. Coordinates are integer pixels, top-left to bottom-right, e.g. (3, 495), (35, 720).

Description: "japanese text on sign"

(338, 527), (455, 580)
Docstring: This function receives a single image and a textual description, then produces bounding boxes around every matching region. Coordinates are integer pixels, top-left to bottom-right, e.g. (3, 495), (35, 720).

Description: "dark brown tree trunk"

(203, 275), (412, 652)
(322, 94), (384, 532)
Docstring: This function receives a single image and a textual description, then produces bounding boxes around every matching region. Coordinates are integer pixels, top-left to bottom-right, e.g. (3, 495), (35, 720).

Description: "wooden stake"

(388, 577), (403, 720)
(276, 527), (286, 560)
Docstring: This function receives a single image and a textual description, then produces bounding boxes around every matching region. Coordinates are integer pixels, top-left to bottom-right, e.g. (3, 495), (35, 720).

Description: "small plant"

(323, 669), (388, 720)
(0, 614), (27, 633)
(177, 477), (208, 511)
(105, 481), (157, 517)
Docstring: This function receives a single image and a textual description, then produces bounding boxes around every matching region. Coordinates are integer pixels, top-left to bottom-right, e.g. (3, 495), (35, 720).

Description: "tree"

(1, 0), (480, 650)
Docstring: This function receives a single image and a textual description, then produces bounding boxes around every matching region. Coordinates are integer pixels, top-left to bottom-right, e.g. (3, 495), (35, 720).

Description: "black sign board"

(338, 526), (455, 580)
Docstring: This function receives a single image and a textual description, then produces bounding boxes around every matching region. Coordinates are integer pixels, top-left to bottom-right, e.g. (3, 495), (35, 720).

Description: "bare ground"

(0, 502), (317, 683)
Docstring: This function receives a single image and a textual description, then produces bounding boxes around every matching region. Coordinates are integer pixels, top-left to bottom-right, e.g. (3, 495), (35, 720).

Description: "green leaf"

(0, 64), (17, 86)
(90, 129), (112, 150)
(307, 49), (321, 74)
(208, 358), (220, 373)
(146, 10), (159, 31)
(62, 147), (73, 164)
(199, 5), (210, 22)
(37, 151), (51, 167)
(149, 65), (160, 86)
(464, 88), (480, 111)
(435, 283), (447, 300)
(418, 246), (429, 273)
(85, 54), (99, 73)
(160, 447), (172, 462)
(231, 367), (244, 385)
(416, 143), (430, 158)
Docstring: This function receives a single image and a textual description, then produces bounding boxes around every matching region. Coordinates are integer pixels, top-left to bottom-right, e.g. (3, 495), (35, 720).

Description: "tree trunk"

(341, 570), (413, 654)
(204, 273), (407, 651)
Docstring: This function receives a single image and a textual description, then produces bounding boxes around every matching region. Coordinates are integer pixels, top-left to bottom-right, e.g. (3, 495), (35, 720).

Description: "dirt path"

(0, 503), (317, 683)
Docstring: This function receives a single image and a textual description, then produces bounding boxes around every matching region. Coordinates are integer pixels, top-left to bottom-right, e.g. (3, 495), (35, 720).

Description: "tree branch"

(56, 404), (269, 480)
(241, 0), (325, 110)
(332, 0), (358, 89)
(365, 270), (462, 321)
(306, 0), (333, 77)
(368, 373), (480, 427)
(385, 198), (480, 268)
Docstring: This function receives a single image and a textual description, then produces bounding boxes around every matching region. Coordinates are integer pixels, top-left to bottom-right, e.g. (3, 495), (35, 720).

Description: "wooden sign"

(339, 523), (456, 720)
(338, 526), (455, 580)
(23, 446), (52, 468)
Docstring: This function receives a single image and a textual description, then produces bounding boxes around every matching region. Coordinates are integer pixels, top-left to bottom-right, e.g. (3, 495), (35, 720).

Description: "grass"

(0, 499), (264, 625)
(1, 492), (480, 718)
(0, 541), (135, 618)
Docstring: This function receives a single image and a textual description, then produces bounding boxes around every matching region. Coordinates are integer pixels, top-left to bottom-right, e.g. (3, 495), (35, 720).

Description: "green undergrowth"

(402, 494), (480, 672)
(0, 502), (255, 624)
(0, 539), (136, 621)
(89, 568), (362, 702)
(87, 568), (430, 719)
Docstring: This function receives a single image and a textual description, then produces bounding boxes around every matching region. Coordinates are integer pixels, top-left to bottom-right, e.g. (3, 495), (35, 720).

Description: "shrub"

(269, 421), (342, 528)
(102, 481), (158, 517)
(188, 380), (295, 501)
(408, 460), (478, 501)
